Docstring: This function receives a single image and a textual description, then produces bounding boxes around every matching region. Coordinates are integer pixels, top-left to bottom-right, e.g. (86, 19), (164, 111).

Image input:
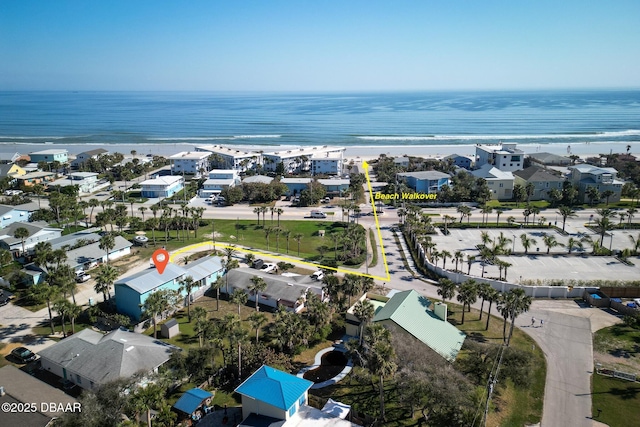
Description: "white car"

(76, 274), (91, 283)
(311, 270), (324, 281)
(260, 263), (277, 274)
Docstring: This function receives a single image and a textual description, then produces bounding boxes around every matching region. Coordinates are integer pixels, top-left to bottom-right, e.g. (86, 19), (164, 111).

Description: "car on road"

(311, 270), (324, 281)
(11, 347), (37, 363)
(76, 273), (91, 283)
(260, 263), (277, 274)
(310, 210), (327, 218)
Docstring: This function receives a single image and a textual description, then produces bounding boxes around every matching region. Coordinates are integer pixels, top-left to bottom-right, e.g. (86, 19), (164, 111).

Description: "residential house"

(527, 152), (572, 166)
(199, 169), (241, 198)
(140, 175), (184, 198)
(513, 166), (566, 201)
(263, 146), (345, 174)
(317, 178), (350, 196)
(70, 148), (108, 169)
(48, 172), (100, 193)
(236, 365), (358, 426)
(0, 204), (31, 228)
(442, 154), (472, 170)
(475, 143), (524, 172)
(242, 175), (274, 185)
(115, 257), (223, 320)
(346, 290), (466, 362)
(568, 164), (624, 204)
(0, 365), (79, 427)
(15, 171), (56, 187)
(173, 388), (214, 419)
(392, 156), (410, 168)
(196, 145), (258, 172)
(470, 165), (515, 200)
(311, 151), (344, 175)
(29, 149), (69, 164)
(397, 171), (451, 194)
(38, 328), (180, 391)
(0, 152), (23, 163)
(0, 163), (26, 179)
(281, 178), (312, 197)
(170, 151), (211, 176)
(0, 222), (62, 256)
(224, 268), (325, 312)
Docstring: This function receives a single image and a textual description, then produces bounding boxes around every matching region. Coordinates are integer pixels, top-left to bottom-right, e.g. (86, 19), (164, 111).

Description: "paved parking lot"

(430, 227), (640, 282)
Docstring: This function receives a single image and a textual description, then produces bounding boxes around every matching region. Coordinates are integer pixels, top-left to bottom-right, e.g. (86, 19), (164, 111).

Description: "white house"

(0, 222), (63, 256)
(199, 169), (241, 198)
(195, 145), (258, 172)
(140, 175), (184, 198)
(311, 151), (344, 176)
(169, 151), (211, 176)
(470, 165), (515, 200)
(48, 172), (100, 193)
(70, 148), (108, 169)
(475, 143), (524, 172)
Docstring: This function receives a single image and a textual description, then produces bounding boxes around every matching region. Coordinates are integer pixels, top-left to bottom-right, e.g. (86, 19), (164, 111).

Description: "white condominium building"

(195, 145), (258, 172)
(475, 143), (524, 172)
(169, 151), (211, 176)
(263, 146), (345, 174)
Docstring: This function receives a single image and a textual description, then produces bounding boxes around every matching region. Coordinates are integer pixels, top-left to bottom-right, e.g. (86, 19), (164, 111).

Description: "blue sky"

(1, 1), (639, 91)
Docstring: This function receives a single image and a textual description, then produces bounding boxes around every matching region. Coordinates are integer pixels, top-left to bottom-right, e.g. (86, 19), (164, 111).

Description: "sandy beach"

(0, 140), (633, 164)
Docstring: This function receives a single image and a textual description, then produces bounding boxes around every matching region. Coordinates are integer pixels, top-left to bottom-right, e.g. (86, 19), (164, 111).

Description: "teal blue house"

(29, 149), (69, 164)
(397, 171), (451, 194)
(115, 256), (223, 321)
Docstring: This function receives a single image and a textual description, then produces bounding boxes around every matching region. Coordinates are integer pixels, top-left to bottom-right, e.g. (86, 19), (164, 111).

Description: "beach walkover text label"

(374, 192), (437, 200)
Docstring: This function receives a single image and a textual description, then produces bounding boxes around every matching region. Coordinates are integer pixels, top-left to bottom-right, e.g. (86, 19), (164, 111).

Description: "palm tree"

(586, 186), (601, 206)
(485, 287), (499, 331)
(67, 302), (82, 335)
(142, 289), (171, 338)
(31, 283), (60, 335)
(440, 249), (452, 270)
(99, 232), (116, 264)
(353, 300), (375, 345)
(454, 250), (464, 272)
(94, 264), (118, 301)
(230, 288), (248, 316)
(495, 208), (504, 226)
(223, 258), (239, 295)
(275, 208), (284, 226)
(32, 183), (45, 208)
(502, 288), (533, 345)
(602, 189), (615, 206)
(627, 207), (637, 225)
(14, 227), (30, 257)
(210, 276), (224, 311)
(294, 233), (304, 256)
(192, 306), (208, 347)
(138, 206), (147, 222)
(249, 276), (268, 311)
(557, 206), (577, 232)
(436, 278), (456, 304)
(363, 324), (397, 421)
(130, 383), (164, 427)
(520, 233), (537, 254)
(52, 299), (70, 337)
(264, 227), (273, 250)
(456, 280), (478, 324)
(594, 208), (617, 246)
(466, 254), (476, 275)
(253, 207), (261, 226)
(480, 231), (491, 248)
(628, 233), (640, 255)
(542, 233), (564, 254)
(477, 282), (493, 321)
(248, 312), (267, 343)
(566, 237), (583, 254)
(179, 275), (196, 322)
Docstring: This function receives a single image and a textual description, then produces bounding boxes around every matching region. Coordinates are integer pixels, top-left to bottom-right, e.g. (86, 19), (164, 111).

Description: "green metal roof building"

(373, 290), (466, 362)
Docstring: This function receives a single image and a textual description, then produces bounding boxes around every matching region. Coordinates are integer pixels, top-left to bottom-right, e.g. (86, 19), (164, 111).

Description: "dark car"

(0, 290), (13, 306)
(252, 259), (264, 269)
(11, 347), (37, 363)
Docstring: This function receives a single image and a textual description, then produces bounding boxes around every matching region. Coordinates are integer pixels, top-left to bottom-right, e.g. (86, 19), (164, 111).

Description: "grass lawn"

(32, 320), (92, 338)
(593, 324), (640, 374)
(591, 375), (640, 427)
(447, 304), (545, 427)
(486, 200), (550, 209)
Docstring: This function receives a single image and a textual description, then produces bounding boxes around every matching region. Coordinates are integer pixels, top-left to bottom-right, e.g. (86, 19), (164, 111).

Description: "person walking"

(531, 317), (536, 327)
(540, 318), (544, 327)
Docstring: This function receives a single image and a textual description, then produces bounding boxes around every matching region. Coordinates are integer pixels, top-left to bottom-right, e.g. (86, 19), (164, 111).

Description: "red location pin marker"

(152, 249), (170, 274)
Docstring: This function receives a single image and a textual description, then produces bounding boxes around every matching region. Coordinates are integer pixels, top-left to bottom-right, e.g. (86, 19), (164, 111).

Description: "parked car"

(260, 263), (277, 274)
(0, 290), (13, 306)
(252, 259), (264, 269)
(133, 235), (149, 246)
(311, 270), (324, 281)
(11, 347), (37, 363)
(76, 274), (91, 283)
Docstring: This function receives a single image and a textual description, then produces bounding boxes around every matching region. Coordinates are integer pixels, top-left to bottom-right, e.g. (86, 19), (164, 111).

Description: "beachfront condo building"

(169, 151), (211, 176)
(262, 146), (346, 174)
(475, 143), (524, 172)
(195, 145), (258, 172)
(140, 175), (184, 198)
(568, 164), (623, 204)
(70, 148), (108, 169)
(29, 149), (69, 164)
(311, 151), (344, 175)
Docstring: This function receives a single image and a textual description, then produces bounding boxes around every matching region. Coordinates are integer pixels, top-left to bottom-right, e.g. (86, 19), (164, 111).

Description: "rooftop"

(77, 148), (108, 157)
(30, 149), (68, 155)
(373, 290), (466, 362)
(37, 328), (180, 385)
(226, 268), (321, 304)
(470, 164), (514, 180)
(169, 151), (211, 160)
(397, 170), (451, 180)
(140, 175), (183, 186)
(243, 175), (274, 184)
(235, 365), (313, 411)
(173, 388), (214, 415)
(116, 263), (186, 294)
(513, 166), (565, 182)
(264, 146), (345, 158)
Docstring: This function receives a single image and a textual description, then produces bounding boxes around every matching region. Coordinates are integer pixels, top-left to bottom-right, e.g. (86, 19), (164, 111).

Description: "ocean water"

(0, 90), (639, 153)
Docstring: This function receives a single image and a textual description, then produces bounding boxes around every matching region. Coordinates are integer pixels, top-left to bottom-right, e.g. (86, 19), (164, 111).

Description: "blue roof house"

(114, 256), (224, 321)
(235, 365), (313, 422)
(397, 171), (451, 194)
(173, 388), (214, 418)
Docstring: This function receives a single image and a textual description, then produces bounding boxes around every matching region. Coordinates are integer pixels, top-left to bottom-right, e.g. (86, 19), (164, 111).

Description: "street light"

(609, 233), (614, 251)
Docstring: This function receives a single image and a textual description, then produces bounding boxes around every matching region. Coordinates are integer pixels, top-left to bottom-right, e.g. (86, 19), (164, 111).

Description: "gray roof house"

(528, 152), (572, 166)
(38, 328), (180, 391)
(0, 221), (62, 255)
(513, 166), (566, 201)
(568, 164), (624, 204)
(225, 268), (325, 312)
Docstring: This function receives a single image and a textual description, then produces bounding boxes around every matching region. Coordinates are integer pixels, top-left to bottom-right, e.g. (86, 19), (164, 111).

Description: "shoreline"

(0, 141), (633, 163)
